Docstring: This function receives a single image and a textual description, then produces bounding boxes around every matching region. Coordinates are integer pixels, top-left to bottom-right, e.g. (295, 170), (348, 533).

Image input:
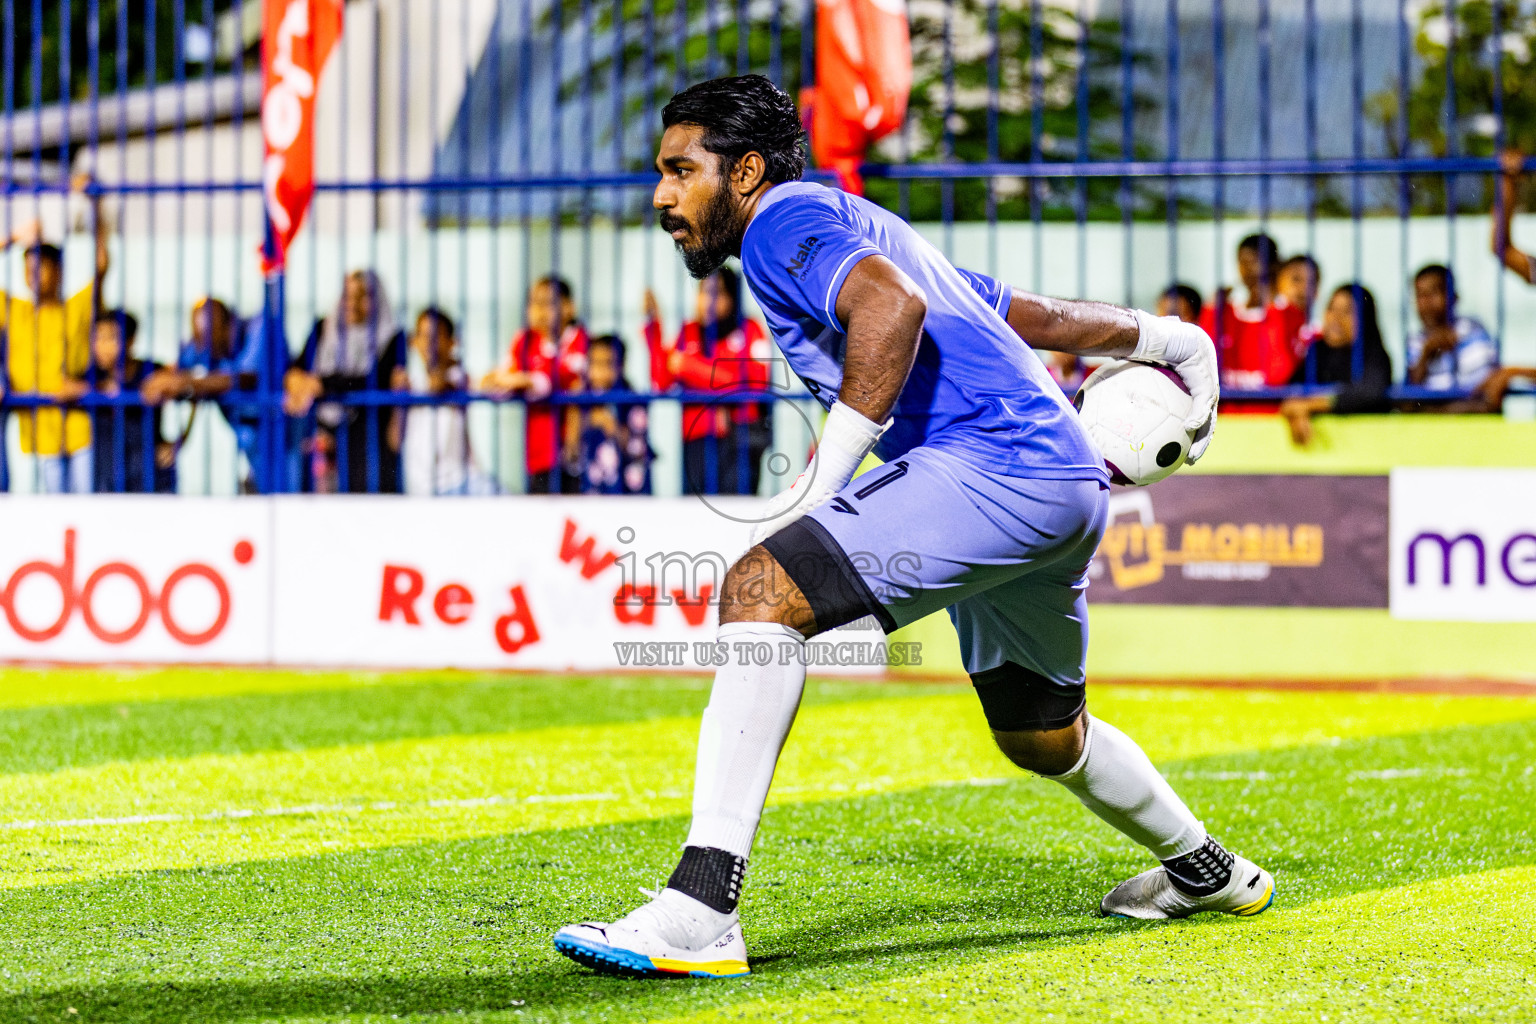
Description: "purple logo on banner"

(1087, 475), (1388, 608)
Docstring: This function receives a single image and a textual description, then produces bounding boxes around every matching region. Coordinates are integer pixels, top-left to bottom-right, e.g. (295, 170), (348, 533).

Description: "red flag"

(261, 0), (343, 274)
(802, 0), (912, 195)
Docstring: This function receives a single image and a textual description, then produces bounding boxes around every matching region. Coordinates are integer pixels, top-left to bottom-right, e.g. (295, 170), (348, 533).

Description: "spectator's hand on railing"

(283, 369), (323, 417)
(140, 368), (188, 406)
(390, 366), (410, 391)
(1279, 395), (1331, 447)
(478, 367), (532, 396)
(1474, 366), (1533, 413)
(155, 442), (177, 470)
(56, 378), (90, 403)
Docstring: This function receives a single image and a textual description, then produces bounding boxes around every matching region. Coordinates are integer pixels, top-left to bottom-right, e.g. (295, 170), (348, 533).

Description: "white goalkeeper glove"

(748, 401), (889, 547)
(1131, 308), (1220, 464)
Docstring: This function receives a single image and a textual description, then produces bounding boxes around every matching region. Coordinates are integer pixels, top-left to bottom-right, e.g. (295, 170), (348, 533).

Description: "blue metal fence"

(1, 0), (1530, 496)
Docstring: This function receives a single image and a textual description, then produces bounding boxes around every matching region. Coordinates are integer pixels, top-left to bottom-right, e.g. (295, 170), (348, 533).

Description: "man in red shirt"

(1200, 234), (1304, 403)
(481, 275), (589, 493)
(643, 267), (771, 494)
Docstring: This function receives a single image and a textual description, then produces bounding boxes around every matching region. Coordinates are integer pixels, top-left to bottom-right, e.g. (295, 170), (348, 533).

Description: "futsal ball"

(1071, 359), (1193, 486)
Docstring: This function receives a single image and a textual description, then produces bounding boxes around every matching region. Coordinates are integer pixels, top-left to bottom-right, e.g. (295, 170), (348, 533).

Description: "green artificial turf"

(1, 670), (1533, 1023)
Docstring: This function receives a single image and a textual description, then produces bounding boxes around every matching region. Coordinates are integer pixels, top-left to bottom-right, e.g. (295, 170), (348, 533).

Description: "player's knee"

(992, 714), (1086, 775)
(971, 663), (1087, 773)
(719, 545), (817, 635)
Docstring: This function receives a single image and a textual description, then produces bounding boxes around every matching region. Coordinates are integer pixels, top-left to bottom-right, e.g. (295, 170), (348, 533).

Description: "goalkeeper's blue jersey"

(739, 181), (1106, 481)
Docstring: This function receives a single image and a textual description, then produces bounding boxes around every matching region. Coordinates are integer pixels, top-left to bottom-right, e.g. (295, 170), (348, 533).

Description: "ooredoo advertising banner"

(0, 496), (888, 672)
(1389, 468), (1536, 622)
(0, 499), (272, 662)
(1086, 475), (1389, 608)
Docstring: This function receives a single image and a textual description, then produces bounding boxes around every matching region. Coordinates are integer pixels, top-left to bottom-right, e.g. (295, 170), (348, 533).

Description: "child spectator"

(576, 334), (653, 495)
(1279, 284), (1393, 446)
(391, 307), (482, 496)
(141, 297), (297, 493)
(1404, 265), (1497, 393)
(1201, 233), (1305, 395)
(643, 267), (771, 495)
(80, 310), (175, 493)
(1277, 255), (1322, 364)
(1156, 283), (1203, 324)
(480, 274), (589, 493)
(1, 217), (110, 492)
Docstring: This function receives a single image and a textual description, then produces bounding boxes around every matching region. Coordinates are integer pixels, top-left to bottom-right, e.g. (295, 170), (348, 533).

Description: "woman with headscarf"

(1279, 283), (1393, 447)
(287, 269), (406, 492)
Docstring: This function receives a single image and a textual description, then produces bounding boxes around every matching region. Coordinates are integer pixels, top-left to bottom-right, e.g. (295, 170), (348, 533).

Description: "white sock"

(682, 621), (807, 859)
(1044, 715), (1205, 860)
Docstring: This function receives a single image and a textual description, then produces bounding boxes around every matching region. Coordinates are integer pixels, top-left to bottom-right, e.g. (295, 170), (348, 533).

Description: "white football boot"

(553, 887), (750, 978)
(1100, 853), (1275, 920)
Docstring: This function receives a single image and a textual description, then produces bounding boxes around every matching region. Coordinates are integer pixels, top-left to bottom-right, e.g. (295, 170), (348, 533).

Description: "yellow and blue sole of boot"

(1233, 877), (1276, 917)
(554, 933), (751, 979)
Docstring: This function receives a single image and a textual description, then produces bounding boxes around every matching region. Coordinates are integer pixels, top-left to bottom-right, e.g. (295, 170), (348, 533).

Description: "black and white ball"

(1071, 359), (1194, 486)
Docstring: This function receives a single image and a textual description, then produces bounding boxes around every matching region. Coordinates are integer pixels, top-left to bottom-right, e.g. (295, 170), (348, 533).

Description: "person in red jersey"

(1200, 234), (1304, 405)
(642, 267), (772, 494)
(481, 274), (589, 493)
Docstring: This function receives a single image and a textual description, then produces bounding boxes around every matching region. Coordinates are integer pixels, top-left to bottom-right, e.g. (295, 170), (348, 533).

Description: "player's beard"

(660, 180), (743, 279)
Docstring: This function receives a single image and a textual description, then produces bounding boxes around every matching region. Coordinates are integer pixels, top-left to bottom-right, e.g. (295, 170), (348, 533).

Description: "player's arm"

(1000, 288), (1219, 463)
(833, 255), (926, 422)
(1000, 292), (1140, 357)
(748, 255), (923, 545)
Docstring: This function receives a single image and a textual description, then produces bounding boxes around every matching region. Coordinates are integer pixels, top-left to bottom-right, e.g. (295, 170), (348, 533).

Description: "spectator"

(287, 270), (406, 493)
(1493, 148), (1534, 283)
(1404, 265), (1497, 393)
(77, 310), (175, 493)
(1277, 255), (1322, 363)
(1201, 233), (1304, 394)
(576, 334), (653, 495)
(141, 298), (296, 493)
(643, 267), (771, 495)
(1279, 284), (1393, 446)
(480, 274), (589, 494)
(1156, 283), (1203, 324)
(0, 187), (110, 493)
(391, 307), (481, 496)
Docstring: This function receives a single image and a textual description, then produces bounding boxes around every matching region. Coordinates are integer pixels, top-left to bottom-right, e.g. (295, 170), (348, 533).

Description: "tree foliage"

(1368, 0), (1536, 212)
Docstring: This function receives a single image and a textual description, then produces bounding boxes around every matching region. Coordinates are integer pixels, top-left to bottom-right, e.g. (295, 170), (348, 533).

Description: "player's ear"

(733, 151), (767, 196)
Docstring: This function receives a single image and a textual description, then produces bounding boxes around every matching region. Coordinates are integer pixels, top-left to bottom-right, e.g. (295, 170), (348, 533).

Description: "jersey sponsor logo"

(785, 235), (824, 279)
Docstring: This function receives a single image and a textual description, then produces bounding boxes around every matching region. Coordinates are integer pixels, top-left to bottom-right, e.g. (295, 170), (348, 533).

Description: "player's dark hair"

(1162, 283), (1203, 320)
(662, 75), (807, 185)
(1237, 233), (1281, 282)
(95, 308), (139, 345)
(417, 305), (456, 339)
(1415, 263), (1456, 303)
